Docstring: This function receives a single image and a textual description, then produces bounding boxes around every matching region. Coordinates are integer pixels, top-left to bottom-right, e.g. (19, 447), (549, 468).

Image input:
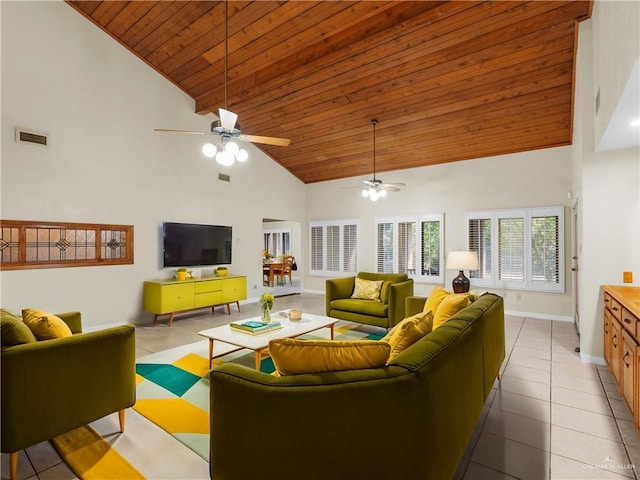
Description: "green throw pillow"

(1, 309), (37, 346)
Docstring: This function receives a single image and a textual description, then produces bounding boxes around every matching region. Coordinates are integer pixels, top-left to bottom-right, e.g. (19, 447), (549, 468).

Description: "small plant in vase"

(215, 266), (228, 277)
(260, 293), (274, 323)
(176, 268), (188, 281)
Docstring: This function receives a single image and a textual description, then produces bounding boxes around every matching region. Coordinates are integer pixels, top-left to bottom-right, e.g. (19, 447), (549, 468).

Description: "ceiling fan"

(154, 0), (290, 164)
(345, 119), (405, 201)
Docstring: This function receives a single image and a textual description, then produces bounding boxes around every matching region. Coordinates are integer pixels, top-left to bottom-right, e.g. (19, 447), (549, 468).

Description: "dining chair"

(274, 255), (293, 286)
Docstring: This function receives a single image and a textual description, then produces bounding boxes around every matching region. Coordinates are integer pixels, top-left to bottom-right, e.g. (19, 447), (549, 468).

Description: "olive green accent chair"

(0, 309), (136, 480)
(326, 272), (414, 329)
(209, 293), (505, 480)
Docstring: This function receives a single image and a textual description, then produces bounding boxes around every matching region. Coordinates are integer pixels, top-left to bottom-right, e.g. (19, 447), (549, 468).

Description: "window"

(309, 219), (359, 275)
(467, 207), (564, 292)
(263, 229), (291, 258)
(0, 220), (134, 270)
(375, 214), (444, 283)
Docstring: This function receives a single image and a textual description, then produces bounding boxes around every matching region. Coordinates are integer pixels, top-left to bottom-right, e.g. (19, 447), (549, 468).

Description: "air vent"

(15, 128), (48, 146)
(218, 173), (231, 182)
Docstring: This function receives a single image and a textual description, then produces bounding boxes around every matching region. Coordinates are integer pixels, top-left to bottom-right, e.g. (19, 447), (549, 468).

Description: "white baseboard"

(302, 288), (325, 295)
(84, 321), (130, 332)
(504, 310), (574, 322)
(580, 353), (606, 365)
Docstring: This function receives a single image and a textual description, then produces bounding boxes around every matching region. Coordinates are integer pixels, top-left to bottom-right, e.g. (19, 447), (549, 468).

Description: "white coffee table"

(198, 313), (337, 369)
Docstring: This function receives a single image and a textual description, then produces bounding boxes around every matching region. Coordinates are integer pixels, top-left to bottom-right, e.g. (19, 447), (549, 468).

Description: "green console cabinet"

(143, 275), (247, 326)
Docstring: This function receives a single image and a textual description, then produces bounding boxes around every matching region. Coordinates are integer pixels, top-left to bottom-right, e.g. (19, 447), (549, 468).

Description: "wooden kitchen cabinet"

(603, 285), (640, 431)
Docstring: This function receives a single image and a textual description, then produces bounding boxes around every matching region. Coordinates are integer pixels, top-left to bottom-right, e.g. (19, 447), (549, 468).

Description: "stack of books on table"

(230, 320), (282, 335)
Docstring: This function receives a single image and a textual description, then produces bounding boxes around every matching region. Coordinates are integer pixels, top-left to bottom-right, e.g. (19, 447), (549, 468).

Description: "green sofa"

(0, 309), (136, 480)
(326, 272), (414, 328)
(209, 293), (505, 480)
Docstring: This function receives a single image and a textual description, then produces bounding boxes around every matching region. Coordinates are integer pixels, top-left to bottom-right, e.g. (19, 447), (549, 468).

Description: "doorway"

(262, 219), (302, 297)
(572, 199), (580, 334)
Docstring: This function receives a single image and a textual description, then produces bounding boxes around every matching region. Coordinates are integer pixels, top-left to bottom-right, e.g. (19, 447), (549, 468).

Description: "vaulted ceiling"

(66, 1), (592, 184)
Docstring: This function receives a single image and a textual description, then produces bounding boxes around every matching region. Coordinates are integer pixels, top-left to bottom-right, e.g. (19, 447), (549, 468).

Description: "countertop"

(602, 285), (640, 319)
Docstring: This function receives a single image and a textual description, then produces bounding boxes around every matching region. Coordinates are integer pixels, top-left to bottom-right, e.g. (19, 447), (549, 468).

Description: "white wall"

(0, 1), (306, 329)
(305, 147), (576, 320)
(573, 3), (640, 363)
(592, 0), (640, 145)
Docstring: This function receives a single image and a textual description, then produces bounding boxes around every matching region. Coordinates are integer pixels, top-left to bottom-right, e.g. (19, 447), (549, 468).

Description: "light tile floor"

(2, 293), (639, 479)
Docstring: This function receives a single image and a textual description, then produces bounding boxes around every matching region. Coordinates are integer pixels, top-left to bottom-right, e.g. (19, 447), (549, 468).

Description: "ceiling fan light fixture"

(236, 148), (248, 162)
(225, 140), (239, 155)
(216, 150), (235, 166)
(202, 143), (217, 158)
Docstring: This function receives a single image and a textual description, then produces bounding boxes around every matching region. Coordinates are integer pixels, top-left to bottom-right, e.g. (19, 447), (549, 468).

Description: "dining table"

(263, 260), (283, 287)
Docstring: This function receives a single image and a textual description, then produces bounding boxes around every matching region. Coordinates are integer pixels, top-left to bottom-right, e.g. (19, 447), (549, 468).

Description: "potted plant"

(215, 266), (228, 277)
(176, 268), (188, 281)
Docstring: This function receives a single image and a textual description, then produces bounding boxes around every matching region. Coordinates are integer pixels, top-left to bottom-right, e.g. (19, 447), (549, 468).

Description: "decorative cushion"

(351, 278), (384, 301)
(22, 308), (73, 340)
(382, 310), (434, 361)
(422, 286), (452, 315)
(1, 309), (37, 346)
(269, 338), (391, 376)
(432, 294), (471, 330)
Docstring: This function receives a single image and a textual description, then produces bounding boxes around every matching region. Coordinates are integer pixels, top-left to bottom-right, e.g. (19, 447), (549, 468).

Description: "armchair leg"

(118, 409), (125, 433)
(10, 452), (17, 480)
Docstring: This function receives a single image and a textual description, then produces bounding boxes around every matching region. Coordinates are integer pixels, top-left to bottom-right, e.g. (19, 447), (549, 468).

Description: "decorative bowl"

(288, 309), (302, 322)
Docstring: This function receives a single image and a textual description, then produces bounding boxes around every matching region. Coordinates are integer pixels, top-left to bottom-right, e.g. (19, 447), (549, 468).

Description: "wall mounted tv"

(163, 222), (232, 268)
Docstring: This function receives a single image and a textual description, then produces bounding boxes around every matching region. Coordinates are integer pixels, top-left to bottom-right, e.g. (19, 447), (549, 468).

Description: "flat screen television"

(163, 222), (232, 268)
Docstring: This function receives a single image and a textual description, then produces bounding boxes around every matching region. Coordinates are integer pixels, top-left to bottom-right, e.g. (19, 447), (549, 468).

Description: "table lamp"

(446, 251), (479, 293)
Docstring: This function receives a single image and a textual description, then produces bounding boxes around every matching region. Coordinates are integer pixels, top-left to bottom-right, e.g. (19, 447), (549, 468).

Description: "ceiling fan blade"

(238, 134), (291, 147)
(381, 185), (402, 192)
(218, 108), (238, 131)
(154, 128), (212, 135)
(381, 182), (406, 188)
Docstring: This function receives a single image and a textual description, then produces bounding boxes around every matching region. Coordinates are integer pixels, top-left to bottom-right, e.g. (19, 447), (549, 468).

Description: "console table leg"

(169, 312), (175, 327)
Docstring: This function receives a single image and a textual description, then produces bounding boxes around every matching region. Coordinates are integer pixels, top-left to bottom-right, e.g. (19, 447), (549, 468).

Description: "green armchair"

(326, 272), (414, 329)
(0, 309), (136, 480)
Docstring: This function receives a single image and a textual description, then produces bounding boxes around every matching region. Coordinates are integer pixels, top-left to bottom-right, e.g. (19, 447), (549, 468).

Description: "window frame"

(0, 219), (134, 270)
(466, 207), (564, 293)
(374, 213), (444, 283)
(263, 228), (291, 258)
(308, 219), (359, 276)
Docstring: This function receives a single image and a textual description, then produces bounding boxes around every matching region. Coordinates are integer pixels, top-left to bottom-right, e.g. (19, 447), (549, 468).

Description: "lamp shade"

(446, 251), (479, 271)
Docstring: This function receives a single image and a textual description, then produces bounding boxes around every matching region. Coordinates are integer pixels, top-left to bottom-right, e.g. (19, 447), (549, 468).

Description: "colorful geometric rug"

(51, 425), (145, 479)
(133, 321), (383, 460)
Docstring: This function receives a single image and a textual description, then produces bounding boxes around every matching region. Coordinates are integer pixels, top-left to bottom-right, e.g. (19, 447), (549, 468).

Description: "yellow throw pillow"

(351, 277), (384, 301)
(269, 338), (391, 376)
(432, 294), (471, 330)
(382, 310), (434, 361)
(422, 286), (451, 315)
(22, 308), (73, 340)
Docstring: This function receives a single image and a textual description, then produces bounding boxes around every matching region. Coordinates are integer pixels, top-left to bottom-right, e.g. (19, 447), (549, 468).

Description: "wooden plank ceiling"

(66, 1), (592, 184)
